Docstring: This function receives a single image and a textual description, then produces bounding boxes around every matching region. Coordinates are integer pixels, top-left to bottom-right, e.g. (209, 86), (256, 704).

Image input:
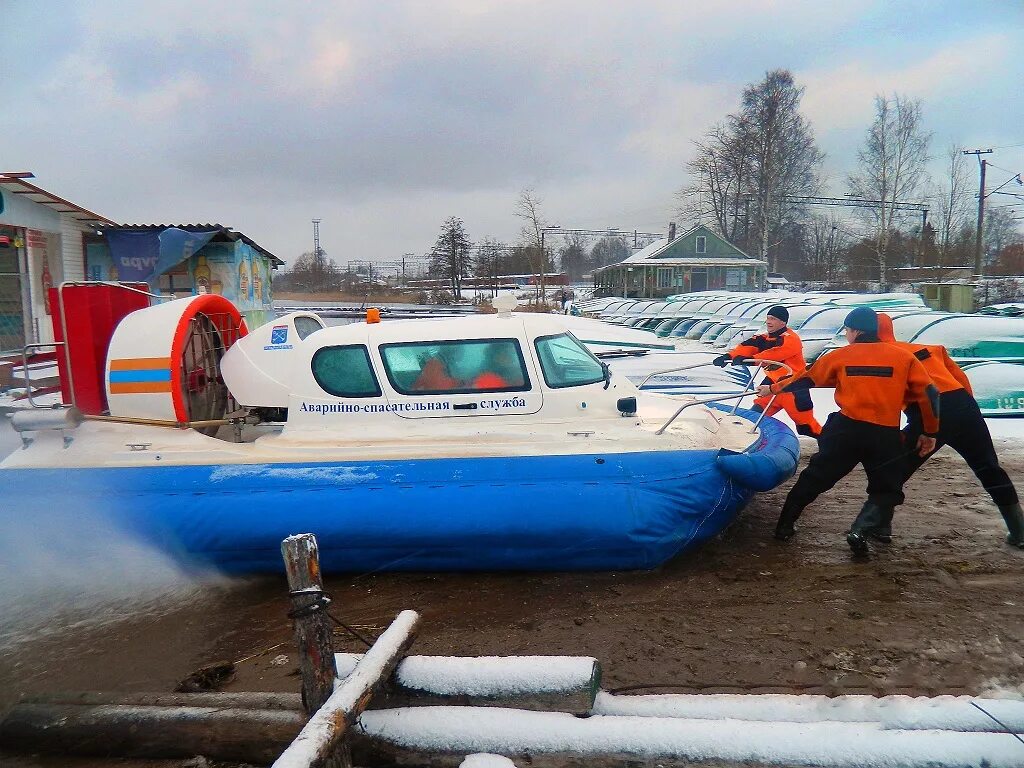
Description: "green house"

(592, 224), (767, 298)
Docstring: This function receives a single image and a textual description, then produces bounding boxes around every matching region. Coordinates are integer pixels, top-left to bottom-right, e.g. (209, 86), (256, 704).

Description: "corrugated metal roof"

(0, 171), (115, 226)
(100, 223), (283, 266)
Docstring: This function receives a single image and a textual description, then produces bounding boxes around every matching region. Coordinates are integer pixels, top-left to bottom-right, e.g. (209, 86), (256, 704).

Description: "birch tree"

(932, 144), (972, 268)
(514, 188), (549, 303)
(680, 70), (823, 269)
(848, 94), (931, 285)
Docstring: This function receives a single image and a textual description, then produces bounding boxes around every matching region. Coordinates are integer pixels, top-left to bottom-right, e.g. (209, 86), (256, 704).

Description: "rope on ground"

(969, 701), (1024, 746)
(287, 587), (374, 648)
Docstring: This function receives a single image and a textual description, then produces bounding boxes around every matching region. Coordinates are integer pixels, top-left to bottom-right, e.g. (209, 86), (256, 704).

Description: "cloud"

(2, 1), (1020, 264)
(802, 32), (1014, 133)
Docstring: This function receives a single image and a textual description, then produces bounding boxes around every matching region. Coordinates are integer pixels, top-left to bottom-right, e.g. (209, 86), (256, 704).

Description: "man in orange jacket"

(713, 305), (821, 438)
(759, 306), (939, 555)
(876, 313), (1022, 547)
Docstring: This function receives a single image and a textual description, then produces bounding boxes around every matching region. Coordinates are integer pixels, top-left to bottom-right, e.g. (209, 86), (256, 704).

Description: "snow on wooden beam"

(335, 654), (600, 714)
(592, 691), (1024, 732)
(355, 707), (1024, 768)
(461, 755), (519, 767)
(272, 609), (420, 768)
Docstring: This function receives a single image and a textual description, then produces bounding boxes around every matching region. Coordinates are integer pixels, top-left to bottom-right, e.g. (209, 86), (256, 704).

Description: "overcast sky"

(3, 0), (1022, 268)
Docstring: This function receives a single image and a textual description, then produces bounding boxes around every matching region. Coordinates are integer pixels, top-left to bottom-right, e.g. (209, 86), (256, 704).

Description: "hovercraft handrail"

(636, 352), (725, 388)
(654, 360), (795, 436)
(19, 341), (66, 409)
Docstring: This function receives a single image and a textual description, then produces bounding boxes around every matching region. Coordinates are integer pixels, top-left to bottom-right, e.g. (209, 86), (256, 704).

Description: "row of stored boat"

(575, 291), (1024, 417)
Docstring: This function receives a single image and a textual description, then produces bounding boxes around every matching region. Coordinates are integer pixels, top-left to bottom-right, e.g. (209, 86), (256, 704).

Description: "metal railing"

(19, 341), (65, 409)
(642, 358), (796, 436)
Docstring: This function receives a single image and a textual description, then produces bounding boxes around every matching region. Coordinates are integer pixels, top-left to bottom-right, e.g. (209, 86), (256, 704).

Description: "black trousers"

(904, 389), (1019, 507)
(784, 413), (908, 512)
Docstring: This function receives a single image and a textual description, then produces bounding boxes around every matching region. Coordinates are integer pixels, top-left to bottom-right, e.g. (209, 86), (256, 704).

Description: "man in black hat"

(713, 305), (821, 438)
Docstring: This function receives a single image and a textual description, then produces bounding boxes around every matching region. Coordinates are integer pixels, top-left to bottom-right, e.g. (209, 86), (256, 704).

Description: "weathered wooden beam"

(335, 654), (601, 715)
(18, 691), (302, 711)
(281, 533), (338, 715)
(273, 609), (421, 768)
(0, 703), (304, 764)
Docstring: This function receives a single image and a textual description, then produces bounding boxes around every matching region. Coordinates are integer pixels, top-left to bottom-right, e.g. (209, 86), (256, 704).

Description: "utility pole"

(964, 149), (993, 276)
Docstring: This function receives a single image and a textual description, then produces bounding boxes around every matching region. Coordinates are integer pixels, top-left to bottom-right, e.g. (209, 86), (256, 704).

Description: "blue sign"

(105, 228), (218, 284)
(270, 325), (289, 345)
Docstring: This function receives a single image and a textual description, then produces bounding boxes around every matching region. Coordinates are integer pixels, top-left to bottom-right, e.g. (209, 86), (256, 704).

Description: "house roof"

(594, 224), (765, 273)
(0, 171), (115, 226)
(100, 223), (284, 266)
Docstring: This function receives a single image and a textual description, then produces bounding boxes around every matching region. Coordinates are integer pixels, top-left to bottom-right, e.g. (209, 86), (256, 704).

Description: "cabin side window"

(380, 339), (531, 395)
(534, 333), (606, 388)
(294, 316), (325, 340)
(311, 345), (382, 398)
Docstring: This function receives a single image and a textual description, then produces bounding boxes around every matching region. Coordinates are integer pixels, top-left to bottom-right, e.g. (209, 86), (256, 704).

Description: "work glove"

(712, 354), (731, 367)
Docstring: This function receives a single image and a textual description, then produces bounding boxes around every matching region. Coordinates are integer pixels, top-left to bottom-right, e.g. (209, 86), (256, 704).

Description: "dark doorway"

(0, 226), (25, 352)
(691, 268), (708, 292)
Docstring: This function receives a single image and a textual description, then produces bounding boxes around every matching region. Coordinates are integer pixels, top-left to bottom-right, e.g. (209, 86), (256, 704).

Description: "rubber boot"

(847, 502), (886, 556)
(1000, 503), (1024, 549)
(868, 507), (894, 544)
(774, 501), (803, 541)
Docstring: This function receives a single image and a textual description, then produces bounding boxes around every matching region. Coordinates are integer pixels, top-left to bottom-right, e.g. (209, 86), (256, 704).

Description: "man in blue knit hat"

(758, 306), (940, 555)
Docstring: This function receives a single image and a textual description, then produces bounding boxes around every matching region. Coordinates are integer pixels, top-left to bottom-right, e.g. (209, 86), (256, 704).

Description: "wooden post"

(273, 610), (420, 768)
(281, 533), (338, 715)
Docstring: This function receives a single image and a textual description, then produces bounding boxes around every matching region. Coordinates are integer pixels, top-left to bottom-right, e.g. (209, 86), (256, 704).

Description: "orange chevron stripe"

(109, 381), (173, 394)
(110, 357), (172, 371)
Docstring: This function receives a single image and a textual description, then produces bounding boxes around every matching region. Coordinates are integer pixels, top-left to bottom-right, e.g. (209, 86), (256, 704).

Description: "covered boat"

(962, 361), (1024, 417)
(0, 289), (798, 573)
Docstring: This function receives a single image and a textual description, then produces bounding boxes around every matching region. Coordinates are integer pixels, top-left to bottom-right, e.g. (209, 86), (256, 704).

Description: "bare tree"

(679, 123), (753, 245)
(589, 236), (631, 271)
(514, 188), (549, 303)
(680, 70), (822, 270)
(278, 250), (340, 293)
(931, 143), (973, 268)
(803, 213), (848, 284)
(737, 70), (824, 270)
(558, 231), (588, 282)
(849, 94), (931, 286)
(984, 206), (1024, 266)
(429, 217), (473, 299)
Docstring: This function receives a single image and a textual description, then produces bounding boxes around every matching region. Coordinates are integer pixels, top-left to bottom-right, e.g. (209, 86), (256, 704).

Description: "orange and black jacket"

(728, 327), (807, 385)
(877, 313), (973, 396)
(769, 337), (941, 435)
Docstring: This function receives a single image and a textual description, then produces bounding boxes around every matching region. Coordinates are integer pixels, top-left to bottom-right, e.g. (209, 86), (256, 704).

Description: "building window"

(672, 267), (684, 287)
(657, 268), (672, 289)
(695, 235), (707, 254)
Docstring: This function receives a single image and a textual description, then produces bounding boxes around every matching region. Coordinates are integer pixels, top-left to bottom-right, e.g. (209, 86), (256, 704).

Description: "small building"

(592, 224), (767, 298)
(0, 172), (114, 351)
(0, 172), (283, 353)
(93, 224), (283, 329)
(919, 282), (976, 313)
